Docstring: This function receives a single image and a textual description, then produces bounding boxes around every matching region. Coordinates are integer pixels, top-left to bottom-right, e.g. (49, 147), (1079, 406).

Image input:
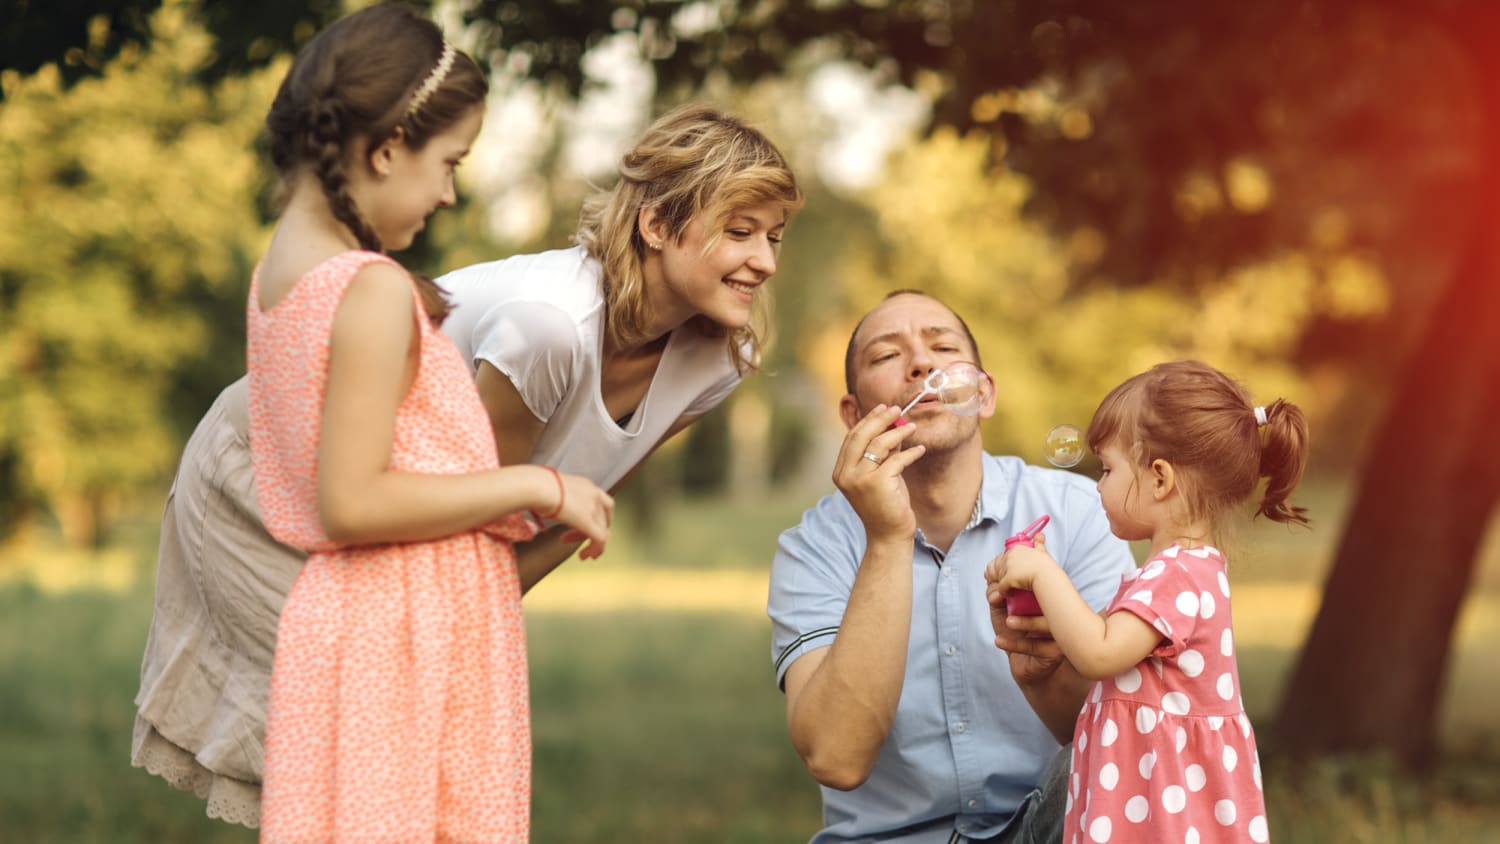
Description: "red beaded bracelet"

(529, 465), (564, 522)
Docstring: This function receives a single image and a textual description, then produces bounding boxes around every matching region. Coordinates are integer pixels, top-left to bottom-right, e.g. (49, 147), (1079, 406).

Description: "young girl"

(246, 6), (611, 841)
(986, 359), (1309, 844)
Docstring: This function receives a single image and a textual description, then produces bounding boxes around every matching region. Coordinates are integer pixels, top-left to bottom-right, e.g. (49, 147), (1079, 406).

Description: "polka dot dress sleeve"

(1106, 551), (1202, 658)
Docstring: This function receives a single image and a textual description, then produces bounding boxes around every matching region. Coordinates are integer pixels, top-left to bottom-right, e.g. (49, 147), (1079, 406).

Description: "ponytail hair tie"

(1253, 405), (1269, 426)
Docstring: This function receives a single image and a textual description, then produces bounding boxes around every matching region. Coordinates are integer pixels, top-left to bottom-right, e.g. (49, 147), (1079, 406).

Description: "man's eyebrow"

(860, 325), (962, 354)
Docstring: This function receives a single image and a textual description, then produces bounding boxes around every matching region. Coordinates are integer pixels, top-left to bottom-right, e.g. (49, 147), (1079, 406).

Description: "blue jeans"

(992, 744), (1070, 844)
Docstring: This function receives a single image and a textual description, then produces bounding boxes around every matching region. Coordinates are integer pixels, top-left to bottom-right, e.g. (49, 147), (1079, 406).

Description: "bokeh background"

(3, 1), (1499, 841)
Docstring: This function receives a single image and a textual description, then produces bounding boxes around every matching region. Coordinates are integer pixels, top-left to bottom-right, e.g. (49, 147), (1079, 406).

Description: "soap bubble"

(1045, 424), (1085, 468)
(936, 362), (987, 416)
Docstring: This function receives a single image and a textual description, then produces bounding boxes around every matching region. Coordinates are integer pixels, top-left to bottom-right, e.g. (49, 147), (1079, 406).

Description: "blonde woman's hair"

(575, 104), (803, 372)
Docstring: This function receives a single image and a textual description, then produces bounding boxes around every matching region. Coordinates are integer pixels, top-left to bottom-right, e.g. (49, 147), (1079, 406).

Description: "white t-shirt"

(439, 245), (743, 493)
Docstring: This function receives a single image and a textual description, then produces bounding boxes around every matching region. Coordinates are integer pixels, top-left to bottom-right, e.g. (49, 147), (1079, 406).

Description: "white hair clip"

(406, 43), (457, 118)
(1253, 405), (1268, 426)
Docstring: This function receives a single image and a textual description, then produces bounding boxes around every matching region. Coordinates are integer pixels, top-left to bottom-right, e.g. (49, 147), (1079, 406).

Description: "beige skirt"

(132, 377), (307, 828)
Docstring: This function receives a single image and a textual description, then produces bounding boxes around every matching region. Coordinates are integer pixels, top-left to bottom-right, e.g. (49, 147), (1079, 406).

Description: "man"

(768, 291), (1135, 843)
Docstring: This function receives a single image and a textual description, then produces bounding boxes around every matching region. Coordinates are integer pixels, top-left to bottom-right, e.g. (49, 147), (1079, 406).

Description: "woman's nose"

(748, 238), (777, 276)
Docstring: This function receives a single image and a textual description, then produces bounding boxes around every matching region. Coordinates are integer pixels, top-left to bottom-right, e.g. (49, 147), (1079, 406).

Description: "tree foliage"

(0, 6), (278, 545)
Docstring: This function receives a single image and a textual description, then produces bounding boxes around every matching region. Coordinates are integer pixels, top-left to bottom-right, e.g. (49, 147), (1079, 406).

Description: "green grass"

(3, 481), (1500, 842)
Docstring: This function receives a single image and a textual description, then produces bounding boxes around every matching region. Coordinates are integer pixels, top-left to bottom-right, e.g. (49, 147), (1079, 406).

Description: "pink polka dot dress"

(246, 251), (539, 842)
(1065, 545), (1269, 844)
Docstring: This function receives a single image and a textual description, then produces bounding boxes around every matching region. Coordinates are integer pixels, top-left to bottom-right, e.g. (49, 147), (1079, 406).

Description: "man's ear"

(1150, 458), (1177, 500)
(976, 370), (998, 421)
(838, 393), (863, 430)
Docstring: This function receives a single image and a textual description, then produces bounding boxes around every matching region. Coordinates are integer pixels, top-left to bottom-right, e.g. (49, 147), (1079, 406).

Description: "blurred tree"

(0, 0), (359, 96)
(0, 6), (277, 545)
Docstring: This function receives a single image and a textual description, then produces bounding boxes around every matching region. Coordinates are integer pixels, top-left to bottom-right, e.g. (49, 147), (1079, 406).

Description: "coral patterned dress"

(1064, 545), (1269, 844)
(246, 251), (538, 842)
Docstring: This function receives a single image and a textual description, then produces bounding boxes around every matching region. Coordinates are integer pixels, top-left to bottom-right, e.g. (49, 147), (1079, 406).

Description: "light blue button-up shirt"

(768, 453), (1134, 843)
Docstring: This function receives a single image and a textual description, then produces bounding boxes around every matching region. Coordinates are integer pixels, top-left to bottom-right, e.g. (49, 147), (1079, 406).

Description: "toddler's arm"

(987, 535), (1160, 680)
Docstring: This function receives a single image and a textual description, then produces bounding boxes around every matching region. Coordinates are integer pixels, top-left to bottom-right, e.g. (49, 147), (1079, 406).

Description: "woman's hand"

(832, 404), (924, 545)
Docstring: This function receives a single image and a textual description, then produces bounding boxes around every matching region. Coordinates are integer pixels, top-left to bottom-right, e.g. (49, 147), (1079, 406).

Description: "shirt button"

(968, 799), (979, 809)
(954, 722), (967, 733)
(945, 644), (958, 656)
(942, 566), (953, 577)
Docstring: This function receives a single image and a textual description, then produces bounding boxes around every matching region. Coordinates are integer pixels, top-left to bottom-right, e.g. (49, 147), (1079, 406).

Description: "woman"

(132, 103), (802, 826)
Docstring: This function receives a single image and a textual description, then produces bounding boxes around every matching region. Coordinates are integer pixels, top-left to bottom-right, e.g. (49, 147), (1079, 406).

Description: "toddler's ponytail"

(1255, 398), (1311, 527)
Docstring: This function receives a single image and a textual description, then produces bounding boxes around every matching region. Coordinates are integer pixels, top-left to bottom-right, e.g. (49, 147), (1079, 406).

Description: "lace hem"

(131, 721), (261, 829)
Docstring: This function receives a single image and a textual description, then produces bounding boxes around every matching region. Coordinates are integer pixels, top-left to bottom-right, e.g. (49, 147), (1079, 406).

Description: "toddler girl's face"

(1095, 440), (1154, 542)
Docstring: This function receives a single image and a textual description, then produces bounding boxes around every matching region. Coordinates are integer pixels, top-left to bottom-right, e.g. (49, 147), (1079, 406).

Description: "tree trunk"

(1273, 13), (1500, 768)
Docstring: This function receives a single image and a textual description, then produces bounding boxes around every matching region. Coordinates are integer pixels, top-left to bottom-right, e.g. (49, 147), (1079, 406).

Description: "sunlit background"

(3, 1), (1499, 841)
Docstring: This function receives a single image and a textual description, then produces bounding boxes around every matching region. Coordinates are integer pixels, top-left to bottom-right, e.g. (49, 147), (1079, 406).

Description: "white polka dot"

(1199, 591), (1216, 619)
(1100, 762), (1119, 790)
(1135, 707), (1158, 734)
(1153, 618), (1173, 637)
(1149, 656), (1165, 678)
(1214, 799), (1237, 825)
(1185, 828), (1199, 844)
(1217, 673), (1235, 700)
(1089, 816), (1112, 842)
(1179, 649), (1205, 677)
(1218, 571), (1231, 597)
(1162, 692), (1191, 715)
(1161, 546), (1179, 558)
(1116, 666), (1142, 693)
(1161, 785), (1186, 813)
(1101, 719), (1119, 747)
(1249, 815), (1269, 842)
(1175, 727), (1188, 753)
(1079, 730), (1088, 752)
(1221, 628), (1234, 656)
(1072, 772), (1080, 798)
(1254, 760), (1263, 790)
(1185, 764), (1206, 792)
(1223, 745), (1239, 772)
(1065, 789), (1073, 813)
(1125, 795), (1149, 822)
(1175, 591), (1200, 616)
(1091, 683), (1103, 703)
(1128, 589), (1153, 606)
(1139, 751), (1156, 779)
(1141, 561), (1166, 578)
(1208, 716), (1224, 730)
(1240, 713), (1253, 738)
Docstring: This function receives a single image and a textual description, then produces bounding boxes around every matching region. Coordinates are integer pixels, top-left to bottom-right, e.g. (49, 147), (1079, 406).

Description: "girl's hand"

(987, 534), (1057, 593)
(546, 472), (614, 560)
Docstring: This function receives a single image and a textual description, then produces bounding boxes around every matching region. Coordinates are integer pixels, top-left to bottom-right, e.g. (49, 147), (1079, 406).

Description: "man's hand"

(989, 595), (1092, 743)
(992, 609), (1067, 683)
(832, 404), (924, 544)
